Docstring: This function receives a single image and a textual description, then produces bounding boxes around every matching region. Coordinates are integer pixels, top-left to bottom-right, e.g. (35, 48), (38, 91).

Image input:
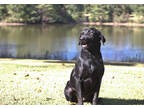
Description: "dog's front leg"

(75, 78), (83, 105)
(92, 80), (102, 105)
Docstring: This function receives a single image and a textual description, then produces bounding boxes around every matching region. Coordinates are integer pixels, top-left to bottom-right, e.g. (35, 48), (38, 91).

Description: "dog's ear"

(100, 35), (106, 45)
(91, 28), (106, 45)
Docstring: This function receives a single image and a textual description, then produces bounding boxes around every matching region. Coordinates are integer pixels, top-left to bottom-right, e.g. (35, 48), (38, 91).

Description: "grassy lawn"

(0, 59), (144, 105)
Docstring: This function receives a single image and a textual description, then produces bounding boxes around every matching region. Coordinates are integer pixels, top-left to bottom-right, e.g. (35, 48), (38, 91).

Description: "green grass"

(0, 59), (144, 105)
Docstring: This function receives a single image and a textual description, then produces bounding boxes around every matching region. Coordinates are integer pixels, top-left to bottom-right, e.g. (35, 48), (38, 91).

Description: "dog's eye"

(80, 32), (84, 35)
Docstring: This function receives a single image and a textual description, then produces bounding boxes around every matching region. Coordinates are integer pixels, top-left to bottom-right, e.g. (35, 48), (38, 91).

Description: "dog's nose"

(80, 36), (86, 40)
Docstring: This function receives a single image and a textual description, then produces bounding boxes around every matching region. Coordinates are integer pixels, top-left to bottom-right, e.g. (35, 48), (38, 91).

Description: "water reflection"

(102, 26), (144, 62)
(0, 25), (144, 62)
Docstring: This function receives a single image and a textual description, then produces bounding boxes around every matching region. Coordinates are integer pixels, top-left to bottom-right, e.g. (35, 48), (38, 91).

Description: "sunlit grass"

(0, 59), (143, 105)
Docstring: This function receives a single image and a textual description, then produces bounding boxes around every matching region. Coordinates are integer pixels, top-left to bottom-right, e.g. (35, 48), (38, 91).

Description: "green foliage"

(88, 5), (110, 22)
(52, 4), (75, 23)
(66, 4), (84, 21)
(0, 5), (8, 20)
(0, 4), (143, 24)
(5, 4), (39, 23)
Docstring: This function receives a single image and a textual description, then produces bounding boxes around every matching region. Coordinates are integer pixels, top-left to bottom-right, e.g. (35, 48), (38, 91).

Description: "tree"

(6, 4), (39, 23)
(0, 5), (8, 21)
(0, 4), (143, 24)
(52, 4), (75, 23)
(89, 5), (109, 22)
(36, 4), (55, 23)
(129, 5), (144, 23)
(108, 4), (132, 23)
(65, 4), (84, 22)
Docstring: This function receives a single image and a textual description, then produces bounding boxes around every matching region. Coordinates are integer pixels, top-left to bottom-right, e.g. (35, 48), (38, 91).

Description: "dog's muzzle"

(79, 39), (88, 48)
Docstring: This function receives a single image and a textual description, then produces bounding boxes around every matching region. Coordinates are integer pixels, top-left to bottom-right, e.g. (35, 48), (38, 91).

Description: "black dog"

(64, 27), (106, 105)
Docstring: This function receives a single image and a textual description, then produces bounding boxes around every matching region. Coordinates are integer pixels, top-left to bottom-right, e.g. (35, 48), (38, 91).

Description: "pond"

(0, 24), (144, 63)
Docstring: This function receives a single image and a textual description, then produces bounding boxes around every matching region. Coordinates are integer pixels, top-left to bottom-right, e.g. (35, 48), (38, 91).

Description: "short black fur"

(64, 27), (106, 105)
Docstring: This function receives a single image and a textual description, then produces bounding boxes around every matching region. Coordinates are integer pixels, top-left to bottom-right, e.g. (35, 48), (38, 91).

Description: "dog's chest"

(78, 57), (98, 77)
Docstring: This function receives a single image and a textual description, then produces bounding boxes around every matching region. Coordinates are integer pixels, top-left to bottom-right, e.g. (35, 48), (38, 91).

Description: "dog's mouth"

(82, 44), (87, 48)
(79, 40), (88, 48)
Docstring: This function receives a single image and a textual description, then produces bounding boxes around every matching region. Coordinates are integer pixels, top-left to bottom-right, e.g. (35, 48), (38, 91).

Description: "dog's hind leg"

(64, 81), (77, 102)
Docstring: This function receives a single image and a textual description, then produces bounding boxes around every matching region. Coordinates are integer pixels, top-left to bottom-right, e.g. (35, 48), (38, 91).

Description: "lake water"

(0, 24), (144, 63)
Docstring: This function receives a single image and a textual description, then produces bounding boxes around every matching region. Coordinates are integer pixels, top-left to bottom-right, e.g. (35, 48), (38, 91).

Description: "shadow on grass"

(6, 58), (144, 67)
(43, 60), (144, 67)
(98, 98), (144, 105)
(44, 60), (75, 64)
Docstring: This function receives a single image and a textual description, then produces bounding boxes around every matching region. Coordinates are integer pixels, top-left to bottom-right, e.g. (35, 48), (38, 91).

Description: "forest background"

(0, 4), (144, 24)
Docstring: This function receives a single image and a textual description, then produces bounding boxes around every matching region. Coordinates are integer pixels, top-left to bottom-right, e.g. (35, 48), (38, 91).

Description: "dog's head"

(79, 27), (106, 48)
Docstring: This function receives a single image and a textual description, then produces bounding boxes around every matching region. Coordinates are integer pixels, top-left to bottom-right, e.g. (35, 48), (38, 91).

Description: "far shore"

(0, 22), (144, 27)
(82, 22), (144, 27)
(0, 22), (26, 26)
